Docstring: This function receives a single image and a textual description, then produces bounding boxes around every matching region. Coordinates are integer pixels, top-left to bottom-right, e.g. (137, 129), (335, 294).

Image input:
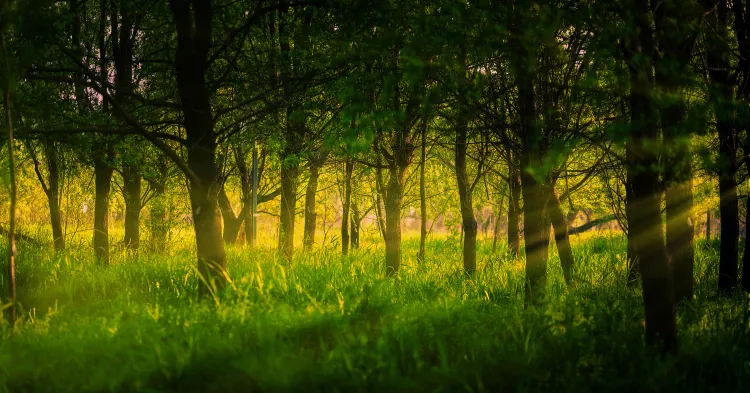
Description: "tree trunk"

(514, 54), (550, 303)
(170, 0), (227, 291)
(3, 32), (17, 324)
(342, 159), (353, 255)
(549, 189), (573, 286)
(351, 201), (360, 249)
(45, 140), (65, 252)
(706, 211), (711, 240)
(702, 0), (739, 295)
(303, 161), (321, 251)
(218, 187), (244, 244)
(93, 144), (114, 265)
(743, 196), (750, 292)
(384, 171), (404, 275)
(455, 110), (477, 275)
(655, 0), (698, 304)
(149, 178), (168, 254)
(507, 156), (521, 258)
(419, 117), (427, 261)
(279, 153), (298, 260)
(122, 161), (141, 250)
(626, 0), (677, 351)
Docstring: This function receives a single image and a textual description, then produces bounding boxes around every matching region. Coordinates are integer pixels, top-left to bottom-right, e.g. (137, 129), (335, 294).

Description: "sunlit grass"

(0, 233), (748, 392)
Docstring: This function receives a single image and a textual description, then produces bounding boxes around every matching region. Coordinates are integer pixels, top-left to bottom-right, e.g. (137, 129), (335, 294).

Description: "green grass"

(0, 233), (748, 392)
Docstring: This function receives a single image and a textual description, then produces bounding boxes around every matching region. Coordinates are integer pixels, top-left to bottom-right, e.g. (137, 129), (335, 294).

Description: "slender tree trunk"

(384, 171), (404, 275)
(236, 146), (252, 245)
(45, 140), (65, 252)
(93, 145), (114, 264)
(549, 189), (573, 285)
(122, 162), (141, 250)
(351, 201), (360, 249)
(514, 58), (550, 303)
(279, 151), (299, 260)
(743, 196), (750, 291)
(303, 161), (321, 250)
(455, 109), (477, 275)
(419, 117), (427, 261)
(507, 156), (521, 258)
(702, 0), (739, 295)
(150, 178), (168, 253)
(626, 0), (677, 351)
(706, 211), (711, 240)
(342, 159), (353, 256)
(655, 0), (698, 304)
(3, 30), (17, 324)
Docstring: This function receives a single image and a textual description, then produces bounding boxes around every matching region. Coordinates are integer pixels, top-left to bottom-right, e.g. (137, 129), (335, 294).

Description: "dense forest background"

(1, 0), (750, 391)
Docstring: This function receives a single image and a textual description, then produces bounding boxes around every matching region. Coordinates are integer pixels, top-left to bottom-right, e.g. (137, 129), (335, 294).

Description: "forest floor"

(0, 234), (748, 392)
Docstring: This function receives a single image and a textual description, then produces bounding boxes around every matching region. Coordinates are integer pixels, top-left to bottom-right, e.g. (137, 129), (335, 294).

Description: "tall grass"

(0, 233), (748, 392)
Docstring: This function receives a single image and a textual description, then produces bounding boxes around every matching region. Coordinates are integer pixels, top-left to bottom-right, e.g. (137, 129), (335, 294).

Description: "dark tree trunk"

(122, 162), (141, 250)
(455, 109), (477, 275)
(44, 140), (65, 252)
(626, 0), (677, 351)
(279, 152), (298, 260)
(170, 0), (227, 291)
(507, 156), (521, 258)
(342, 159), (353, 256)
(419, 117), (427, 261)
(514, 53), (550, 304)
(549, 189), (573, 286)
(655, 0), (698, 304)
(303, 160), (322, 250)
(743, 196), (750, 291)
(236, 145), (253, 245)
(351, 201), (361, 249)
(112, 0), (139, 251)
(218, 187), (244, 244)
(384, 171), (404, 275)
(702, 0), (739, 295)
(706, 211), (711, 240)
(375, 164), (387, 240)
(93, 144), (114, 264)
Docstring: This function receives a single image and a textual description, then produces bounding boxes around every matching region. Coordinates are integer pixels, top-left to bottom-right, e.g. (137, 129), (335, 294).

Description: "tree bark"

(514, 51), (550, 303)
(549, 189), (573, 286)
(93, 145), (114, 264)
(455, 108), (477, 275)
(342, 159), (353, 255)
(170, 0), (227, 291)
(122, 161), (141, 250)
(3, 29), (17, 325)
(384, 170), (404, 275)
(43, 140), (65, 252)
(702, 0), (739, 295)
(303, 160), (322, 250)
(279, 149), (299, 260)
(351, 201), (361, 249)
(743, 196), (750, 292)
(626, 0), (677, 351)
(218, 187), (244, 245)
(419, 117), (427, 261)
(654, 0), (698, 304)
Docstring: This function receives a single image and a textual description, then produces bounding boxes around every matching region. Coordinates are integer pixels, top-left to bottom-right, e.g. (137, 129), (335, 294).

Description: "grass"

(0, 232), (749, 392)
